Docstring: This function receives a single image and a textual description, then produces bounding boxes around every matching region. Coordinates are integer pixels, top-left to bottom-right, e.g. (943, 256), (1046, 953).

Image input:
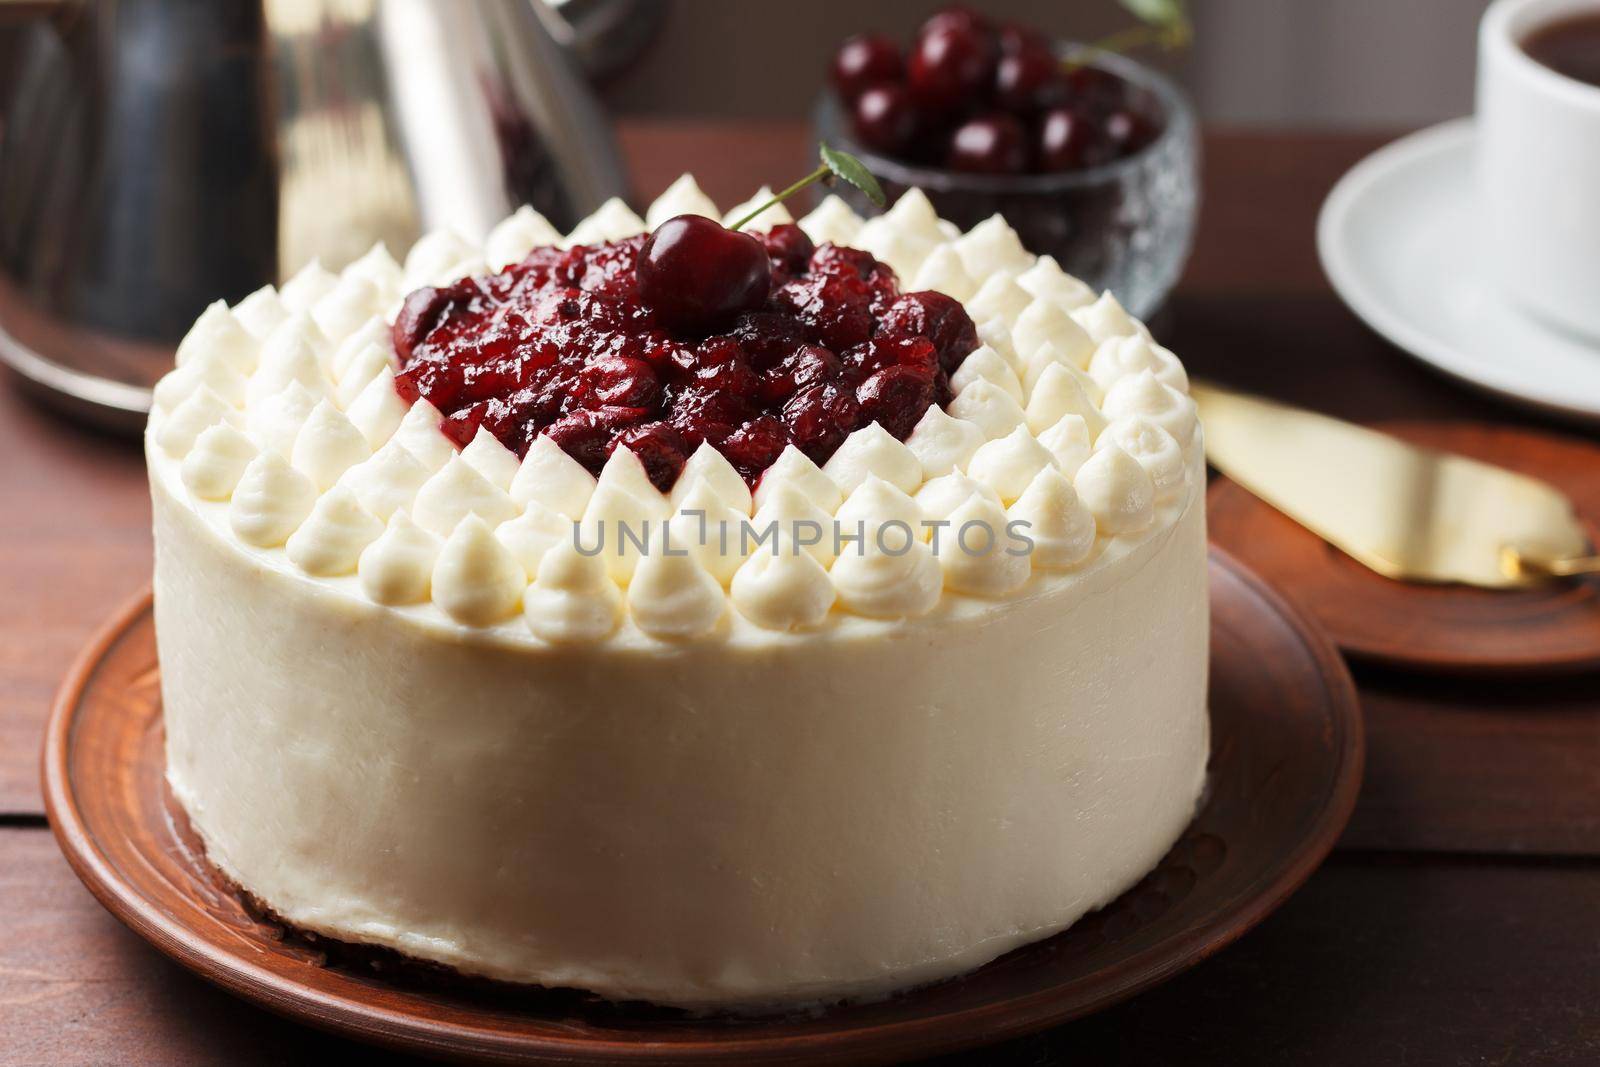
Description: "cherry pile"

(391, 224), (978, 491)
(832, 6), (1160, 175)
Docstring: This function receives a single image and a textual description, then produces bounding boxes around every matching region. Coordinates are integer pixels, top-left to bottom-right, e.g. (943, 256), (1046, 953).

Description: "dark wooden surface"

(2, 121), (1597, 1065)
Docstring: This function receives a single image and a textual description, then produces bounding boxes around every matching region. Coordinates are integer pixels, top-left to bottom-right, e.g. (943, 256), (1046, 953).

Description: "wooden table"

(2, 122), (1597, 1066)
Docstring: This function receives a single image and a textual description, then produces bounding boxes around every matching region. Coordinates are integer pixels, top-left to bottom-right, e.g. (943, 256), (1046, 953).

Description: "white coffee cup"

(1479, 0), (1600, 340)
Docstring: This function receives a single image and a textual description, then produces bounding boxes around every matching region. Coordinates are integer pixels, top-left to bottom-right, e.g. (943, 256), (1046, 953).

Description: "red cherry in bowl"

(918, 5), (994, 43)
(637, 215), (773, 335)
(831, 33), (904, 101)
(852, 83), (920, 155)
(995, 38), (1066, 112)
(908, 22), (998, 113)
(1037, 106), (1103, 171)
(947, 114), (1028, 174)
(1105, 107), (1159, 156)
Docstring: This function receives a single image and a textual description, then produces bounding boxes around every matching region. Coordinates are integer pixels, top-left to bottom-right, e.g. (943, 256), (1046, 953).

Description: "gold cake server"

(1191, 382), (1598, 588)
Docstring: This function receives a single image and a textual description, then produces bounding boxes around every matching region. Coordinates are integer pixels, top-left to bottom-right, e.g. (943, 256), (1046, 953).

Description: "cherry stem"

(1062, 20), (1192, 73)
(727, 164), (831, 232)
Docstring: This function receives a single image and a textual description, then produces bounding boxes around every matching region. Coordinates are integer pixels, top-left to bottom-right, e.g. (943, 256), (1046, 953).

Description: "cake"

(144, 177), (1208, 1011)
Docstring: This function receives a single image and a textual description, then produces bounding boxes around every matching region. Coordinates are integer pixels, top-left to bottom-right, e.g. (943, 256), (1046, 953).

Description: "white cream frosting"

(345, 368), (409, 448)
(937, 493), (1031, 597)
(670, 442), (751, 515)
(484, 206), (561, 272)
(1101, 369), (1198, 444)
(411, 455), (520, 538)
(1017, 255), (1096, 310)
(728, 533), (836, 631)
(431, 515), (525, 626)
(459, 427), (522, 492)
(227, 451), (316, 547)
(155, 348), (247, 411)
(977, 318), (1024, 374)
(339, 438), (430, 522)
(523, 541), (622, 643)
(509, 435), (598, 518)
(345, 243), (404, 297)
(913, 470), (1001, 525)
(181, 423), (258, 501)
(292, 400), (370, 490)
(966, 273), (1032, 326)
(597, 447), (670, 514)
(1103, 416), (1186, 499)
(358, 510), (439, 605)
(753, 446), (843, 515)
(834, 475), (924, 540)
(1037, 413), (1095, 478)
(332, 320), (388, 386)
(331, 316), (390, 382)
(824, 423), (922, 496)
(627, 530), (727, 640)
(750, 482), (837, 568)
(1013, 298), (1095, 370)
(147, 184), (1209, 1010)
(953, 214), (1033, 278)
(156, 386), (238, 457)
(668, 480), (751, 585)
(404, 230), (483, 288)
(797, 194), (862, 247)
(232, 287), (289, 342)
(578, 481), (662, 585)
(564, 197), (646, 246)
(247, 379), (320, 458)
(948, 378), (1027, 440)
(829, 528), (942, 620)
(1088, 333), (1188, 393)
(966, 424), (1059, 504)
(176, 301), (259, 373)
(722, 185), (792, 232)
(853, 214), (935, 278)
(1009, 468), (1097, 569)
(285, 485), (383, 576)
(494, 503), (572, 579)
(911, 244), (979, 301)
(884, 188), (950, 244)
(281, 260), (340, 312)
(248, 314), (330, 407)
(335, 340), (393, 407)
(905, 404), (985, 479)
(646, 174), (720, 227)
(391, 399), (456, 473)
(313, 274), (385, 346)
(1074, 444), (1156, 535)
(1073, 291), (1147, 345)
(147, 185), (1203, 644)
(1026, 362), (1109, 438)
(949, 344), (1024, 404)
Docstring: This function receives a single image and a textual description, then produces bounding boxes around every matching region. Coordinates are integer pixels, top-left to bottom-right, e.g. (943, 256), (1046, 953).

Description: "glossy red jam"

(392, 224), (978, 491)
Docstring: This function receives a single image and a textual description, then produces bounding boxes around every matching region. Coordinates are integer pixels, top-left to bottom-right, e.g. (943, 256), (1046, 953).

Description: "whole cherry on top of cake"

(392, 146), (979, 493)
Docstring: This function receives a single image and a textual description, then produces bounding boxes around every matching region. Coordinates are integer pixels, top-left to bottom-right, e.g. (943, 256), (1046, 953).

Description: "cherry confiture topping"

(392, 177), (972, 495)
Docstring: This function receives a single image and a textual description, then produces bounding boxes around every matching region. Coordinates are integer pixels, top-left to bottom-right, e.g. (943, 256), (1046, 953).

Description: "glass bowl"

(812, 47), (1199, 319)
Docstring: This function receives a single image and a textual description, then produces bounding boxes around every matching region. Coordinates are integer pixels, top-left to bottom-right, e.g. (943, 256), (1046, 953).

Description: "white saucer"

(1317, 118), (1600, 424)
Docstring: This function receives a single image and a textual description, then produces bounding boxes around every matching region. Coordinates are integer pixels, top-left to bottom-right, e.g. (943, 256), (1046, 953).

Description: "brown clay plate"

(43, 550), (1361, 1066)
(1208, 421), (1600, 674)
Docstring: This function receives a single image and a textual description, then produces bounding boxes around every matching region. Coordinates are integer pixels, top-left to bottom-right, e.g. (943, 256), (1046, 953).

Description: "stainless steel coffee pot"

(0, 0), (639, 429)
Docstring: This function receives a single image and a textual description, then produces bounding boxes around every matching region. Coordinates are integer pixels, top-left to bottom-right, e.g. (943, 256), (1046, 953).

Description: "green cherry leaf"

(1119, 0), (1188, 28)
(819, 143), (887, 209)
